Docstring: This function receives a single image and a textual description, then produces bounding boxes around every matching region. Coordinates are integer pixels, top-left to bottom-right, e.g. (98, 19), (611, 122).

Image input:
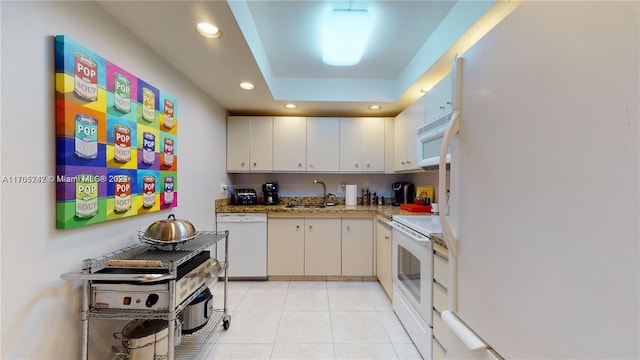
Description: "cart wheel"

(223, 318), (231, 330)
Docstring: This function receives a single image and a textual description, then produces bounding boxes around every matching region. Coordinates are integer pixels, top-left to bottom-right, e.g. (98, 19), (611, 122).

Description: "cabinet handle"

(253, 162), (257, 167)
(310, 163), (314, 167)
(296, 225), (300, 229)
(440, 106), (446, 111)
(385, 236), (390, 239)
(298, 162), (303, 167)
(241, 162), (245, 167)
(366, 163), (370, 168)
(309, 225), (312, 230)
(401, 161), (406, 165)
(407, 160), (411, 164)
(355, 163), (359, 168)
(346, 226), (350, 230)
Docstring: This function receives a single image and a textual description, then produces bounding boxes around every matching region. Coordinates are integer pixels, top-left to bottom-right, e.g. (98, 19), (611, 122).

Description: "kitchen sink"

(285, 204), (326, 209)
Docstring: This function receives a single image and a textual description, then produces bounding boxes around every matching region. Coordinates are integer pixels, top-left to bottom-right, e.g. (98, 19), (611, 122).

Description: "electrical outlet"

(220, 183), (228, 194)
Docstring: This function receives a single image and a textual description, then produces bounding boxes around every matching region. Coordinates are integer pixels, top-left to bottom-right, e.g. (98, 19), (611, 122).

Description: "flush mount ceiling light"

(285, 104), (297, 109)
(322, 9), (373, 66)
(196, 22), (221, 39)
(368, 105), (382, 110)
(239, 82), (255, 90)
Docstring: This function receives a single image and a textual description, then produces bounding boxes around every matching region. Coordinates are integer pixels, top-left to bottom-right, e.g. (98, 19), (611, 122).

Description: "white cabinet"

(267, 216), (374, 277)
(273, 116), (306, 171)
(432, 242), (449, 358)
(424, 74), (452, 123)
(305, 218), (342, 275)
(227, 116), (273, 172)
(267, 218), (304, 276)
(340, 117), (385, 172)
(375, 217), (392, 298)
(307, 117), (340, 172)
(393, 97), (425, 172)
(341, 218), (373, 276)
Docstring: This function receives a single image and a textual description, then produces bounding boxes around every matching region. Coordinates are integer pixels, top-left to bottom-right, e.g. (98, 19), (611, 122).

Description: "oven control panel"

(92, 283), (169, 310)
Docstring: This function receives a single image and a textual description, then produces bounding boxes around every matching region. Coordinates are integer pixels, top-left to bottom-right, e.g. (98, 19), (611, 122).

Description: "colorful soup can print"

(142, 132), (155, 165)
(163, 138), (174, 167)
(143, 175), (156, 208)
(75, 174), (98, 219)
(114, 73), (131, 113)
(74, 114), (98, 159)
(114, 175), (131, 213)
(163, 99), (175, 129)
(113, 124), (131, 163)
(73, 52), (98, 102)
(163, 176), (174, 205)
(142, 87), (155, 122)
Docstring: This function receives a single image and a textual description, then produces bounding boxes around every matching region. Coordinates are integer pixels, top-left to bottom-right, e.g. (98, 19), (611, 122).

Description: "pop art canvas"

(55, 36), (178, 229)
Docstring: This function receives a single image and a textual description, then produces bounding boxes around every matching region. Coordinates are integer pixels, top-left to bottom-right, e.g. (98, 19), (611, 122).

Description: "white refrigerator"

(439, 1), (639, 359)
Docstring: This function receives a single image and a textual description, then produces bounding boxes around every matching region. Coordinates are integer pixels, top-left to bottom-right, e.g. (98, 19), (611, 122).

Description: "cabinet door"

(393, 112), (408, 171)
(226, 116), (251, 172)
(424, 73), (452, 124)
(376, 218), (392, 298)
(268, 218), (304, 276)
(307, 117), (340, 172)
(361, 117), (385, 172)
(342, 218), (373, 276)
(249, 117), (273, 171)
(339, 118), (362, 172)
(393, 97), (425, 171)
(305, 218), (341, 275)
(273, 117), (307, 171)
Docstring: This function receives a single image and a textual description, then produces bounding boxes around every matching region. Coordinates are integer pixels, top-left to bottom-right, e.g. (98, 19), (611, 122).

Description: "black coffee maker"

(392, 182), (415, 206)
(262, 182), (279, 205)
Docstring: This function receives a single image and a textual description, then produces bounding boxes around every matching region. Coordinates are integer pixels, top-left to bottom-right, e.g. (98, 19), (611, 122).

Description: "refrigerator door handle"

(441, 310), (488, 351)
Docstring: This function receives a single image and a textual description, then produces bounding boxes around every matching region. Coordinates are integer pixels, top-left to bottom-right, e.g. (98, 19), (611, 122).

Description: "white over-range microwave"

(416, 112), (452, 168)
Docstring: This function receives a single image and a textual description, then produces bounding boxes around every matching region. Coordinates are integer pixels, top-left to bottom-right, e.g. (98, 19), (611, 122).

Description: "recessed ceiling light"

(285, 104), (297, 109)
(240, 82), (255, 90)
(369, 105), (382, 110)
(196, 22), (221, 39)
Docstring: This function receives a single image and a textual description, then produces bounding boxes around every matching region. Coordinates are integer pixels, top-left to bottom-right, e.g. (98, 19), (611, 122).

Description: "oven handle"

(390, 222), (430, 243)
(60, 272), (176, 282)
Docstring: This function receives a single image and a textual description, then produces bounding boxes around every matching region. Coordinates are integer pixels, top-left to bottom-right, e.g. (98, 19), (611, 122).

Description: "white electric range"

(390, 214), (442, 359)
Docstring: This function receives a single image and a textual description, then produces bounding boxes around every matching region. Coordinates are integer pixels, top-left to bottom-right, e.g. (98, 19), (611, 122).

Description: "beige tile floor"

(197, 280), (423, 360)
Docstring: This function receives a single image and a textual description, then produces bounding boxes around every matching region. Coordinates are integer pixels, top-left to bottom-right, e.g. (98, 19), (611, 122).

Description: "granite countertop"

(215, 197), (446, 248)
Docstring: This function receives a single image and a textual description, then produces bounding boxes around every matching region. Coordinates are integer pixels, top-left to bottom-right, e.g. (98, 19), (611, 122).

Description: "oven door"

(391, 221), (433, 325)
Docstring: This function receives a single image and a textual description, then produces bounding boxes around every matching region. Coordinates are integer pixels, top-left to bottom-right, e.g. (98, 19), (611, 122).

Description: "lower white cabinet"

(342, 218), (373, 276)
(432, 242), (449, 358)
(305, 218), (342, 275)
(375, 217), (392, 298)
(267, 218), (304, 276)
(267, 216), (373, 277)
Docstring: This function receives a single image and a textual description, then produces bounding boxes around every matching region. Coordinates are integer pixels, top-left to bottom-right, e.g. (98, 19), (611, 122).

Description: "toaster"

(233, 188), (257, 205)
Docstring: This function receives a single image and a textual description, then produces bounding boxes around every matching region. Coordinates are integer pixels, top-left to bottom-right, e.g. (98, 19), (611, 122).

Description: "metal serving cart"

(61, 230), (230, 360)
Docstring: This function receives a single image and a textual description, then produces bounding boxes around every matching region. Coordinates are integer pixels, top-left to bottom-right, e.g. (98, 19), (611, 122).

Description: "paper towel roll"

(345, 185), (357, 206)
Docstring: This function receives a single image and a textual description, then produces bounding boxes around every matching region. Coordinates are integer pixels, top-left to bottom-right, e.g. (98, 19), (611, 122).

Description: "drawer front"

(433, 281), (448, 312)
(433, 250), (448, 288)
(433, 335), (447, 359)
(432, 309), (448, 350)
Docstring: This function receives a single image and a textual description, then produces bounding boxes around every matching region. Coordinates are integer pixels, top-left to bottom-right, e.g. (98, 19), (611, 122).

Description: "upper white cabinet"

(394, 96), (426, 171)
(307, 117), (340, 172)
(273, 116), (307, 171)
(340, 117), (385, 173)
(424, 74), (452, 123)
(227, 116), (273, 172)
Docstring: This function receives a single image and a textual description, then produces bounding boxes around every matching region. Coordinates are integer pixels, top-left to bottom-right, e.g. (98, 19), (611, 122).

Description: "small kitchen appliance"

(262, 182), (279, 205)
(392, 182), (415, 206)
(233, 188), (257, 205)
(181, 287), (214, 334)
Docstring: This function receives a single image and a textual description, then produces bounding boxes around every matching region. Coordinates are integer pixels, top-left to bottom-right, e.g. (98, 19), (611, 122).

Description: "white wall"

(0, 1), (229, 358)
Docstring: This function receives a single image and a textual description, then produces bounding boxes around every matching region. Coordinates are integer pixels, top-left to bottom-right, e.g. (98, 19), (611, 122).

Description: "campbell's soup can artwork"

(142, 87), (155, 122)
(113, 73), (131, 113)
(74, 114), (98, 159)
(163, 176), (174, 205)
(142, 132), (155, 165)
(163, 99), (174, 129)
(163, 138), (174, 167)
(143, 176), (156, 208)
(113, 175), (132, 214)
(75, 174), (98, 219)
(73, 52), (98, 102)
(113, 125), (131, 163)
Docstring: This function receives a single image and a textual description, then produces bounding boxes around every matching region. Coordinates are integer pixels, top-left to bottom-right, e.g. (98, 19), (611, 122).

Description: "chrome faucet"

(313, 179), (327, 207)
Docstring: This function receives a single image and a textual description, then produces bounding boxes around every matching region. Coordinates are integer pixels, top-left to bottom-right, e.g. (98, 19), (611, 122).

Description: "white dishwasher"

(216, 213), (267, 280)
